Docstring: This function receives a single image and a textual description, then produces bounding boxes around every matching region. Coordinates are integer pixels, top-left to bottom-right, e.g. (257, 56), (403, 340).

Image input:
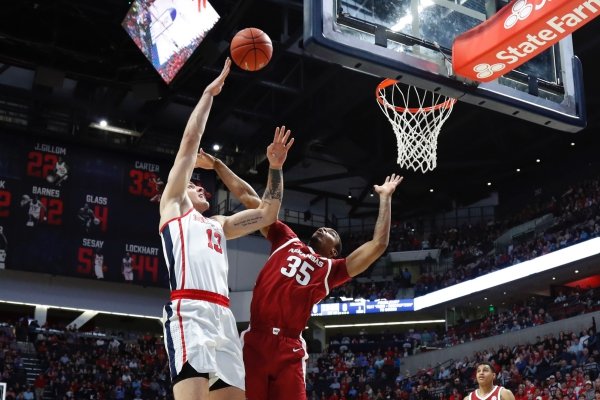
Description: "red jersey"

(469, 386), (505, 400)
(249, 221), (350, 332)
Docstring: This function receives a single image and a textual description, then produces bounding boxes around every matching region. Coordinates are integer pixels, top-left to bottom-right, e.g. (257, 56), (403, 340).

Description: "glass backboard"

(304, 0), (586, 131)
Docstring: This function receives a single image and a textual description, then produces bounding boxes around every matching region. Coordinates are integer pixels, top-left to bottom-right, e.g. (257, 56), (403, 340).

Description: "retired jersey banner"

(0, 130), (216, 288)
(453, 0), (600, 82)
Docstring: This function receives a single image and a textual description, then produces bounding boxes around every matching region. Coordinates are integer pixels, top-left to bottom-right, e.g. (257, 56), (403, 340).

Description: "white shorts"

(162, 299), (245, 390)
(94, 263), (104, 279)
(123, 269), (133, 281)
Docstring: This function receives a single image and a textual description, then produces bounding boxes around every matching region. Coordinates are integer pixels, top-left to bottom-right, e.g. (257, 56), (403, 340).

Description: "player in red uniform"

(465, 362), (516, 400)
(195, 149), (402, 400)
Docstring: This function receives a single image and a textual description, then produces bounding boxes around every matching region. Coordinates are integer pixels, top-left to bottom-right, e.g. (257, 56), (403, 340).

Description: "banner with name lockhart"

(452, 0), (600, 82)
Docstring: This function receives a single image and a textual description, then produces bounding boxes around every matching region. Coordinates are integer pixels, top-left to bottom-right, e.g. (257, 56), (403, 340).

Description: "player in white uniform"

(158, 57), (294, 400)
(47, 157), (69, 186)
(0, 225), (7, 269)
(21, 195), (46, 227)
(94, 250), (104, 279)
(122, 252), (134, 281)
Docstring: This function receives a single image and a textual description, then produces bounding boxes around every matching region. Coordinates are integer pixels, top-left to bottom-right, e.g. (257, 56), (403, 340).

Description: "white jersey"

(94, 254), (104, 279)
(159, 208), (229, 294)
(159, 208), (244, 389)
(122, 256), (133, 271)
(122, 256), (134, 281)
(29, 201), (43, 219)
(55, 161), (68, 177)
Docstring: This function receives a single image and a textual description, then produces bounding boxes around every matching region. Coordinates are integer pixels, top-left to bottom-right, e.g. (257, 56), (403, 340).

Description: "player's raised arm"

(216, 126), (294, 240)
(345, 174), (403, 277)
(195, 148), (262, 210)
(159, 58), (231, 222)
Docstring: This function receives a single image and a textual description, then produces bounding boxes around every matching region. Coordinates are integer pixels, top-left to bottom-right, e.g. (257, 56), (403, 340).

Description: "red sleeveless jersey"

(470, 386), (505, 400)
(249, 221), (350, 332)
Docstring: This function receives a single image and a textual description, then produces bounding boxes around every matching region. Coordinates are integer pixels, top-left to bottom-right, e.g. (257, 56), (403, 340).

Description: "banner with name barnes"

(0, 131), (215, 287)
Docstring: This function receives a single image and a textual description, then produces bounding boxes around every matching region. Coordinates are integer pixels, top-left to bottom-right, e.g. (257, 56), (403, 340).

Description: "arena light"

(0, 299), (161, 320)
(413, 237), (600, 311)
(89, 121), (143, 138)
(324, 319), (445, 329)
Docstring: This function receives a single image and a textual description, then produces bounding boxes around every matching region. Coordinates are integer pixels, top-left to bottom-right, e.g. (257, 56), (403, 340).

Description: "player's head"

(308, 227), (342, 258)
(476, 361), (496, 385)
(187, 181), (211, 212)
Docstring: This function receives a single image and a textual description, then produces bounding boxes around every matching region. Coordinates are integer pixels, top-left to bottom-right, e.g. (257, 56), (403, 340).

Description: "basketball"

(230, 28), (273, 71)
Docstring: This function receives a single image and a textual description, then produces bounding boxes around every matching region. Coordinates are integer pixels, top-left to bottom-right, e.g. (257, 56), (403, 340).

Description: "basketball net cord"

(376, 81), (456, 173)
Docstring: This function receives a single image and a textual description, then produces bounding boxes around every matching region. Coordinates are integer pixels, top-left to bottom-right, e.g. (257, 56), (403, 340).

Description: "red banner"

(452, 0), (600, 82)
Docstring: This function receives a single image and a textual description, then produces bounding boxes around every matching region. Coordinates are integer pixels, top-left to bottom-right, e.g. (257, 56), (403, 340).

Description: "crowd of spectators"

(326, 290), (600, 358)
(331, 176), (600, 302)
(0, 322), (28, 399)
(0, 288), (598, 400)
(0, 319), (172, 400)
(307, 321), (600, 399)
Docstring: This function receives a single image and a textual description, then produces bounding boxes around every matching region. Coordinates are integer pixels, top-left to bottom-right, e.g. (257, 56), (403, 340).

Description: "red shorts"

(242, 325), (308, 400)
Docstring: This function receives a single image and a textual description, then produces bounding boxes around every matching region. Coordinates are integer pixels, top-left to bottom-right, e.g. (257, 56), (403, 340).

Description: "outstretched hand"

(267, 125), (295, 169)
(195, 149), (216, 170)
(203, 58), (231, 97)
(374, 174), (403, 197)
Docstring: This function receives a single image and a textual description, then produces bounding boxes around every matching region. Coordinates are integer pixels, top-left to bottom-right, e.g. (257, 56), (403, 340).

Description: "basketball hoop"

(376, 79), (456, 173)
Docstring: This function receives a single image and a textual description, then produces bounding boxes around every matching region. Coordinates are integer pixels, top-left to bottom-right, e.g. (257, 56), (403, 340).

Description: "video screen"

(122, 0), (220, 83)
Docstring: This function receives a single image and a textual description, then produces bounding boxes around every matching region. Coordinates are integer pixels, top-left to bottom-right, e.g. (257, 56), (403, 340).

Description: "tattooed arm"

(217, 126), (293, 240)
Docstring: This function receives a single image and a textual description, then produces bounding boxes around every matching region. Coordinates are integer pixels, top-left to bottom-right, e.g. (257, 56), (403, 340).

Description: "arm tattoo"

(263, 168), (282, 201)
(232, 215), (263, 228)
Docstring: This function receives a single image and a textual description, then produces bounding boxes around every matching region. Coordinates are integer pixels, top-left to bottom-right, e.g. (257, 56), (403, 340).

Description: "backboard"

(304, 0), (586, 132)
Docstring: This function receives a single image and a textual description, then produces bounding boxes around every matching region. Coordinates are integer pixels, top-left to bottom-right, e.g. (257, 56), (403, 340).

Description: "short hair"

(476, 362), (495, 373)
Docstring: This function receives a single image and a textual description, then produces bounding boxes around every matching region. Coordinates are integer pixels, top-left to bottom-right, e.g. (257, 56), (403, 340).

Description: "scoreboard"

(0, 132), (215, 287)
(311, 298), (414, 317)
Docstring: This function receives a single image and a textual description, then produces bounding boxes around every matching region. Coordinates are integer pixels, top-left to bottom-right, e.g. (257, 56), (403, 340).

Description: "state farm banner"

(452, 0), (600, 82)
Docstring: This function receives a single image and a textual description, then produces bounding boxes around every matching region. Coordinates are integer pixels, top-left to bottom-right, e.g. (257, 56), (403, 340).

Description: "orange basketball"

(230, 28), (273, 71)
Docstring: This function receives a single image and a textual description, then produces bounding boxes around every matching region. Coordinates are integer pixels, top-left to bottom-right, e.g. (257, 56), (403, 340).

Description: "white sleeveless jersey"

(55, 161), (68, 177)
(29, 201), (42, 218)
(159, 208), (229, 295)
(122, 257), (133, 272)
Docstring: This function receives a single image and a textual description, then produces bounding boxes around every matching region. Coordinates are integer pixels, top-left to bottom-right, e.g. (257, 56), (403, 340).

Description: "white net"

(377, 81), (456, 173)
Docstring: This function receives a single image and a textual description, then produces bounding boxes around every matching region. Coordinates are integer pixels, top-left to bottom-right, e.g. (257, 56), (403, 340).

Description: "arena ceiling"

(1, 0), (599, 220)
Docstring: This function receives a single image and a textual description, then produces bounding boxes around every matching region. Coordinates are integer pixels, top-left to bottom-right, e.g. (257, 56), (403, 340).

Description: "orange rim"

(375, 79), (457, 113)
